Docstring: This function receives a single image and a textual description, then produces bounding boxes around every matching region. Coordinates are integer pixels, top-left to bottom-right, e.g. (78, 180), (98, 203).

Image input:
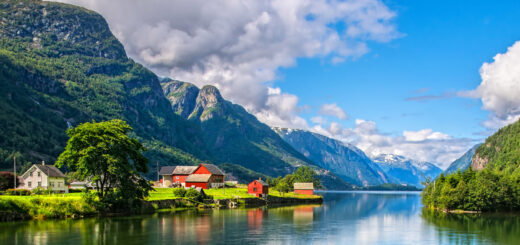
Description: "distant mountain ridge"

(444, 144), (481, 174)
(372, 154), (442, 187)
(274, 128), (390, 186)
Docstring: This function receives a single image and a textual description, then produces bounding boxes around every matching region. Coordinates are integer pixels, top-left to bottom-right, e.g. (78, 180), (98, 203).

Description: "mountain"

(162, 80), (313, 176)
(0, 0), (351, 189)
(0, 0), (206, 173)
(472, 119), (520, 171)
(372, 154), (442, 187)
(444, 144), (481, 174)
(274, 128), (389, 186)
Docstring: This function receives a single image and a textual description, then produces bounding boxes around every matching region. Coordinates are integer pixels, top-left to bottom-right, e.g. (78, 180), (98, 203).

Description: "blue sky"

(277, 0), (520, 140)
(58, 0), (520, 167)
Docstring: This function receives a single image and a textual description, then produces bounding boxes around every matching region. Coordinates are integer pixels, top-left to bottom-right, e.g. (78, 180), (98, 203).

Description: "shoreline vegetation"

(0, 187), (322, 222)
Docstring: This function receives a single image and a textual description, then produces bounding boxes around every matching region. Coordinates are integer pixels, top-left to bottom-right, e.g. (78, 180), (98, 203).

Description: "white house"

(18, 162), (68, 193)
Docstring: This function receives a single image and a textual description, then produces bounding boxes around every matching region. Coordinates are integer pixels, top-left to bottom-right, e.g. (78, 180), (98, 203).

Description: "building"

(294, 182), (314, 195)
(159, 165), (197, 187)
(185, 163), (225, 189)
(248, 178), (269, 197)
(17, 162), (68, 193)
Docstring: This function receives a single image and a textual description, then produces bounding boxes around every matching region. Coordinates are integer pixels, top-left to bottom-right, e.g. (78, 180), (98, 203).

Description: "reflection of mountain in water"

(318, 191), (422, 220)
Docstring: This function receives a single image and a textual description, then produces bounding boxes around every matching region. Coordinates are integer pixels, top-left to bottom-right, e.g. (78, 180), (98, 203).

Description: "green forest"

(422, 119), (520, 212)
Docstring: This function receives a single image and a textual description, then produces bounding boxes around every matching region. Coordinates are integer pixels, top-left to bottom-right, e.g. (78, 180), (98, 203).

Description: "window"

(58, 182), (61, 187)
(38, 182), (41, 187)
(50, 182), (54, 187)
(37, 172), (41, 177)
(253, 187), (257, 191)
(176, 176), (179, 180)
(28, 182), (32, 188)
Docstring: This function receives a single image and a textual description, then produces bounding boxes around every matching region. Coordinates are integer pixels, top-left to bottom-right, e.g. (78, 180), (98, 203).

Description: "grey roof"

(185, 174), (211, 182)
(34, 164), (65, 178)
(252, 179), (268, 186)
(201, 163), (224, 175)
(294, 182), (314, 190)
(173, 166), (198, 175)
(159, 166), (176, 175)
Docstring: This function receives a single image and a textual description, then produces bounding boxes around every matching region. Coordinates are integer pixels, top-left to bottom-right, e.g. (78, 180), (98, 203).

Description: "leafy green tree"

(275, 181), (291, 196)
(292, 166), (322, 189)
(56, 119), (152, 201)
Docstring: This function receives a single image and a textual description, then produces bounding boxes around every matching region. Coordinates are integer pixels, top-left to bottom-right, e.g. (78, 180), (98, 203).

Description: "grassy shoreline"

(0, 187), (322, 221)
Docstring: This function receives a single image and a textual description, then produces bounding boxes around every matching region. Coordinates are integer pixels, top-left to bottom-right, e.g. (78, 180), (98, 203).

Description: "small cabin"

(294, 182), (314, 195)
(18, 162), (68, 193)
(248, 178), (268, 197)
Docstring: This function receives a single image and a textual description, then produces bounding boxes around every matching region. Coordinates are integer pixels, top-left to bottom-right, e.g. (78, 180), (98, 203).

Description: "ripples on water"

(1, 191), (519, 245)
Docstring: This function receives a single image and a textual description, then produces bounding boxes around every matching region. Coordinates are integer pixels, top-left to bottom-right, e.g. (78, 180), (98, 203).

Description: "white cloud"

(319, 103), (349, 120)
(310, 116), (328, 125)
(53, 0), (399, 128)
(312, 119), (474, 169)
(459, 41), (520, 129)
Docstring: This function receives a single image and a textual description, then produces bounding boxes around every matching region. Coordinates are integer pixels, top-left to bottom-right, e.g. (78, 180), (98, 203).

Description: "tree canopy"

(56, 119), (152, 202)
(268, 166), (322, 195)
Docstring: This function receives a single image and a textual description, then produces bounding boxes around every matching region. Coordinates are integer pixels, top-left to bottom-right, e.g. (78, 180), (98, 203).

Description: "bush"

(68, 188), (84, 193)
(6, 189), (30, 196)
(32, 187), (52, 195)
(173, 188), (186, 197)
(185, 188), (204, 202)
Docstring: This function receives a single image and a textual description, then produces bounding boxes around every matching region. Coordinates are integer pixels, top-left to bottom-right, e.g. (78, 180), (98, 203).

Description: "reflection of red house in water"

(248, 178), (269, 197)
(294, 183), (314, 195)
(185, 163), (225, 189)
(247, 209), (265, 231)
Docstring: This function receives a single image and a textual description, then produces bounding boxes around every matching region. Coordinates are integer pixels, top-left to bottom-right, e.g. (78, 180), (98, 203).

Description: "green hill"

(0, 0), (351, 188)
(422, 120), (520, 212)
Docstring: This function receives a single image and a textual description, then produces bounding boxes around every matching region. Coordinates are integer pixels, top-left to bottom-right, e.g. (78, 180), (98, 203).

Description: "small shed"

(294, 182), (314, 195)
(248, 178), (268, 197)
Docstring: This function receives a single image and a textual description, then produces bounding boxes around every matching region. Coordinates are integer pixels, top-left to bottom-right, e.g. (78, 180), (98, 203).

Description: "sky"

(54, 0), (520, 169)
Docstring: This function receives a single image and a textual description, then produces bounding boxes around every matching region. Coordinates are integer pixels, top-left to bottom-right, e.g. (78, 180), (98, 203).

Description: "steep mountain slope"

(372, 154), (442, 187)
(161, 81), (352, 185)
(444, 144), (481, 174)
(0, 0), (352, 189)
(274, 128), (389, 186)
(0, 0), (206, 172)
(472, 119), (520, 172)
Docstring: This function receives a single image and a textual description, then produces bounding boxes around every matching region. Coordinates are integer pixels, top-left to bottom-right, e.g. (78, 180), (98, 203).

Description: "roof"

(185, 174), (212, 182)
(27, 164), (66, 178)
(173, 166), (198, 175)
(201, 163), (224, 175)
(294, 182), (314, 190)
(159, 166), (176, 175)
(250, 179), (268, 186)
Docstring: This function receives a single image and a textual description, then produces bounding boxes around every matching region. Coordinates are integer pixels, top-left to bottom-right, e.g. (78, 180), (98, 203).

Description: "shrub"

(6, 189), (30, 196)
(173, 188), (186, 197)
(32, 187), (52, 195)
(185, 188), (204, 202)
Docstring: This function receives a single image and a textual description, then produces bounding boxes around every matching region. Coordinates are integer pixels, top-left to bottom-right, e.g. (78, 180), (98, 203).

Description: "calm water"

(1, 191), (520, 245)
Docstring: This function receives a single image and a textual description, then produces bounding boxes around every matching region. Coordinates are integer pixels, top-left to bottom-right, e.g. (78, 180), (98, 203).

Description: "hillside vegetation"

(422, 120), (520, 212)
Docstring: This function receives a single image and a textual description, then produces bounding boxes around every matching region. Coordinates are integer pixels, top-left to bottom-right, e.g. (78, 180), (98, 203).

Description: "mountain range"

(372, 154), (442, 187)
(0, 0), (446, 189)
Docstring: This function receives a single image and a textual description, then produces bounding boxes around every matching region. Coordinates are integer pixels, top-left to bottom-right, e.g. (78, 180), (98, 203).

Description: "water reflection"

(1, 192), (520, 244)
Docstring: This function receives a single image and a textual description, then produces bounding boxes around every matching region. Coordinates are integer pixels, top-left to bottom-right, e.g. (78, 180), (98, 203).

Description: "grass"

(0, 195), (97, 220)
(146, 188), (180, 201)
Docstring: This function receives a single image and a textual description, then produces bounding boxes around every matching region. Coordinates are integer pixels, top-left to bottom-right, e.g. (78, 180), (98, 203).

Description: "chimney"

(41, 160), (45, 166)
(259, 177), (262, 181)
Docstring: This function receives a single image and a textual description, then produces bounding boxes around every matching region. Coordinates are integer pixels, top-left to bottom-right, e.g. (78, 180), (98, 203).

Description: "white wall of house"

(18, 166), (68, 193)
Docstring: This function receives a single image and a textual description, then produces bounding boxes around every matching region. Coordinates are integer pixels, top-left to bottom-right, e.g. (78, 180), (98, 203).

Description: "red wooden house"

(248, 178), (269, 197)
(185, 163), (225, 189)
(294, 182), (314, 195)
(159, 165), (197, 187)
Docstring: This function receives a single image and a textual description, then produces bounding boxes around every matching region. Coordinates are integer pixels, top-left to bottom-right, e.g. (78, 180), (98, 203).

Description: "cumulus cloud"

(459, 41), (520, 129)
(311, 119), (474, 169)
(319, 103), (349, 120)
(53, 0), (399, 128)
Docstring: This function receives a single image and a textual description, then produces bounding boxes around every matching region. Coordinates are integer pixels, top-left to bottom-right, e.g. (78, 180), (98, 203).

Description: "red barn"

(294, 183), (314, 195)
(185, 163), (225, 189)
(248, 178), (269, 197)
